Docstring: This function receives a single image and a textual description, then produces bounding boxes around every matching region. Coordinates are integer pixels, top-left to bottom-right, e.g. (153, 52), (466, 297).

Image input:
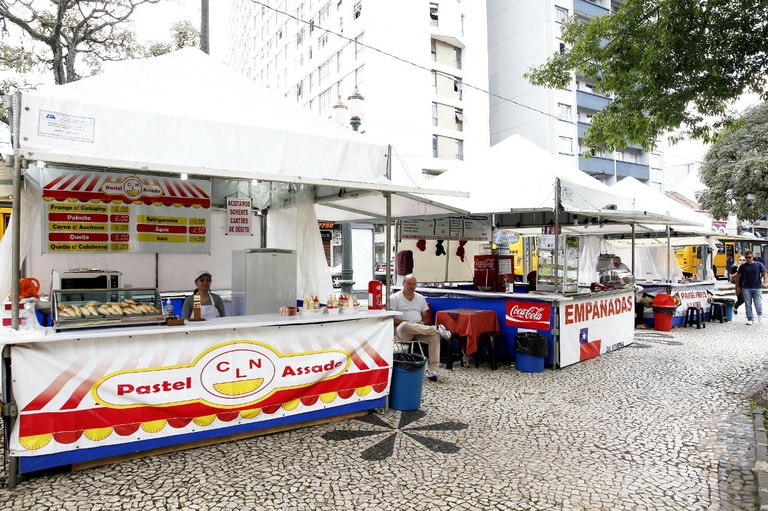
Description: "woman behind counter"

(182, 270), (226, 320)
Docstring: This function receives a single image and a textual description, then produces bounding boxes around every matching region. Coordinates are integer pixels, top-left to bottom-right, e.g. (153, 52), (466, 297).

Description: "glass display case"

(537, 234), (579, 293)
(597, 267), (636, 290)
(52, 287), (165, 331)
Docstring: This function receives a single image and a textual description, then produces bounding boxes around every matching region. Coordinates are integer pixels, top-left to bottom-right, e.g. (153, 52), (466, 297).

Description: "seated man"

(390, 273), (451, 382)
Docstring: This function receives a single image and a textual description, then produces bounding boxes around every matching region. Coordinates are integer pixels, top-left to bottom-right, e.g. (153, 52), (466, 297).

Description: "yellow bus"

(507, 234), (538, 280)
(0, 207), (10, 239)
(675, 235), (767, 279)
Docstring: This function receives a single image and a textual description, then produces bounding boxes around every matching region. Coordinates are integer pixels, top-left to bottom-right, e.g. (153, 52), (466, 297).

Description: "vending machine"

(473, 254), (514, 292)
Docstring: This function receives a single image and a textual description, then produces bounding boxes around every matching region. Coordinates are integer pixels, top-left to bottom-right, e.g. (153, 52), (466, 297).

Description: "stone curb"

(753, 407), (768, 510)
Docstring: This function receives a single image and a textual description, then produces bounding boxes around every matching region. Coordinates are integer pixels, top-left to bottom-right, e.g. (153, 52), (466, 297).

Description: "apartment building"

(227, 0), (490, 181)
(487, 0), (663, 188)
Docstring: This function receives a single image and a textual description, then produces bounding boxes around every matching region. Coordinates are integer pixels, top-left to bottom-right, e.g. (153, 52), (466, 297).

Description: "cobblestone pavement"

(1, 312), (767, 510)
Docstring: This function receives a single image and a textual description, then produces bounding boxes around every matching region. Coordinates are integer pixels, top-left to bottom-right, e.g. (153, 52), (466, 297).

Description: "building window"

(454, 78), (463, 99)
(297, 28), (304, 47)
(558, 103), (571, 121)
(430, 2), (439, 26)
(431, 71), (437, 91)
(353, 1), (362, 19)
(461, 14), (465, 35)
(432, 103), (438, 126)
(319, 33), (329, 48)
(336, 50), (343, 72)
(431, 39), (437, 61)
(555, 6), (568, 22)
(319, 2), (330, 23)
(455, 109), (464, 131)
(558, 136), (573, 154)
(297, 81), (303, 100)
(651, 153), (661, 168)
(355, 65), (365, 87)
(432, 135), (438, 158)
(319, 59), (331, 86)
(585, 82), (597, 94)
(355, 34), (364, 59)
(559, 42), (566, 54)
(456, 139), (463, 161)
(319, 88), (333, 114)
(454, 47), (462, 69)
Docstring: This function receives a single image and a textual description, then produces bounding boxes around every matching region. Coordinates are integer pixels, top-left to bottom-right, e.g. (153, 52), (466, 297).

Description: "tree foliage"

(0, 0), (163, 85)
(696, 102), (768, 222)
(144, 20), (199, 58)
(525, 0), (768, 153)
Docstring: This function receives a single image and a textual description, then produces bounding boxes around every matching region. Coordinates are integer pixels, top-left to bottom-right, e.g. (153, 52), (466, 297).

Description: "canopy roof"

(416, 135), (697, 230)
(16, 48), (462, 222)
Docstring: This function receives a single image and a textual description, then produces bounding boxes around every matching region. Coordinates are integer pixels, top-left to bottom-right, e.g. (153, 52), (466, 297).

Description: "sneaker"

(746, 320), (753, 325)
(436, 324), (452, 340)
(425, 369), (438, 382)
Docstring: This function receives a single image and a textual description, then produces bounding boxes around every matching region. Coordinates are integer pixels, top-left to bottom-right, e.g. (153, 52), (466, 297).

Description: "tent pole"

(666, 225), (671, 282)
(385, 145), (392, 300)
(631, 223), (636, 275)
(554, 178), (560, 292)
(11, 92), (21, 330)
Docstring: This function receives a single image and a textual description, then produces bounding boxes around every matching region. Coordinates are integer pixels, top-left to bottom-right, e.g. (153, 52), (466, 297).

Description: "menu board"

(400, 216), (490, 241)
(41, 168), (211, 254)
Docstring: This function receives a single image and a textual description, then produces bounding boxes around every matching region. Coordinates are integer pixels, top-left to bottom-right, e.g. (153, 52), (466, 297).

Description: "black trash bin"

(713, 297), (735, 321)
(514, 332), (548, 373)
(390, 352), (427, 410)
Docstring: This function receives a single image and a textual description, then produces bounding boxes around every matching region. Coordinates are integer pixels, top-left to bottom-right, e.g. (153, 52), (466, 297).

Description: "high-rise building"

(487, 0), (664, 188)
(227, 0), (490, 182)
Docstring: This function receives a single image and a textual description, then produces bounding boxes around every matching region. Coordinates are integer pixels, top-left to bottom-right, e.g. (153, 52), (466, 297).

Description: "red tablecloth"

(435, 308), (499, 356)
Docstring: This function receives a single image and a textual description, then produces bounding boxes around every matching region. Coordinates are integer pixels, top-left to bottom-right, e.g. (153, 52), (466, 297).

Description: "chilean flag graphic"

(579, 327), (602, 361)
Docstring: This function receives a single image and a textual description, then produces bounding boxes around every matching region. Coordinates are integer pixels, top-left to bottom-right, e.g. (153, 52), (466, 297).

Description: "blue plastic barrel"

(389, 353), (426, 410)
(515, 352), (545, 373)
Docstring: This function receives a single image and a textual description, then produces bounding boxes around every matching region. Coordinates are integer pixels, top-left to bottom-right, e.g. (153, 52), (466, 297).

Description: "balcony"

(574, 0), (610, 18)
(578, 156), (650, 180)
(576, 90), (611, 111)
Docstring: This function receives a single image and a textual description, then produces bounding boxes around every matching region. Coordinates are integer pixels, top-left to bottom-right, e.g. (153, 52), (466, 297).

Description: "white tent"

(5, 49), (463, 304)
(610, 177), (712, 233)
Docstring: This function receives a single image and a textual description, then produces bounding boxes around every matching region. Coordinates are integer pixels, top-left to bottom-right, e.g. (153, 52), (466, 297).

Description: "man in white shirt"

(390, 274), (451, 382)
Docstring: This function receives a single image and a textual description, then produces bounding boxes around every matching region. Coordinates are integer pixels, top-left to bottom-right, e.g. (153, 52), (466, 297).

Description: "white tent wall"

(266, 190), (334, 302)
(397, 239), (479, 284)
(603, 240), (684, 283)
(0, 179), (41, 300)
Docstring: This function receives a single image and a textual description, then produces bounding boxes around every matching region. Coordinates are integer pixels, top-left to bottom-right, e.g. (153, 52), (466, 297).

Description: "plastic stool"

(708, 303), (725, 323)
(684, 306), (705, 329)
(443, 333), (467, 370)
(475, 331), (506, 370)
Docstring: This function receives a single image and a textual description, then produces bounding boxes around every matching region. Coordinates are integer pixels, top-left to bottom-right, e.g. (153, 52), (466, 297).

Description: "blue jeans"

(742, 288), (763, 321)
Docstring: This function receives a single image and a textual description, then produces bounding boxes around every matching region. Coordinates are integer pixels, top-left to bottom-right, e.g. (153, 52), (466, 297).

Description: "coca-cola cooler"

(473, 255), (514, 292)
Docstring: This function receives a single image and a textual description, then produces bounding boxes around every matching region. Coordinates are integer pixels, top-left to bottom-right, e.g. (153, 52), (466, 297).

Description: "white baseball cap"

(194, 270), (212, 281)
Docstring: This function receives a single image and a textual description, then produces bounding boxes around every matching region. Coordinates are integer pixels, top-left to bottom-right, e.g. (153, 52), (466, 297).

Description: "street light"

(330, 89), (366, 295)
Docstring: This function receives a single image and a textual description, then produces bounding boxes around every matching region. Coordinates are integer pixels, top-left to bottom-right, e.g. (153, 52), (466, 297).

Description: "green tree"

(525, 0), (768, 153)
(144, 20), (200, 57)
(0, 0), (163, 85)
(696, 102), (768, 222)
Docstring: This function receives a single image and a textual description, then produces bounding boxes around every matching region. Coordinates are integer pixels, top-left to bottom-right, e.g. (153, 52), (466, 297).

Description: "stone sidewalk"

(1, 312), (767, 510)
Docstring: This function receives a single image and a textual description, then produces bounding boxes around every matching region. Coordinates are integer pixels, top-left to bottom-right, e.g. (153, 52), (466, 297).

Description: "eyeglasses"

(746, 256), (753, 259)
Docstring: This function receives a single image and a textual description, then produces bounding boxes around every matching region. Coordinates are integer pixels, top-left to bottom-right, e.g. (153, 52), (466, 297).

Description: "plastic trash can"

(713, 298), (735, 322)
(651, 294), (677, 331)
(389, 352), (427, 411)
(514, 332), (548, 373)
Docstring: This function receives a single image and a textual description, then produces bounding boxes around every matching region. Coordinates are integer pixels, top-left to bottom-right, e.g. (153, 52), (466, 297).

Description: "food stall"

(1, 49), (464, 483)
(396, 135), (711, 367)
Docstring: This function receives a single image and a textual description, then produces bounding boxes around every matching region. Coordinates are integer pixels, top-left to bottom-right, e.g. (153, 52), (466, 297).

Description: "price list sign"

(400, 216), (490, 241)
(42, 169), (211, 254)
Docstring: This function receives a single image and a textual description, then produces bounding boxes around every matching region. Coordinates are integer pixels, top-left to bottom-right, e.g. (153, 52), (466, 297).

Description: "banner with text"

(559, 291), (635, 367)
(9, 318), (393, 457)
(400, 216), (491, 241)
(41, 168), (211, 254)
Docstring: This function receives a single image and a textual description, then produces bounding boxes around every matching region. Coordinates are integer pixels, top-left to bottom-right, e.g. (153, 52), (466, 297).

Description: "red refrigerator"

(473, 255), (514, 292)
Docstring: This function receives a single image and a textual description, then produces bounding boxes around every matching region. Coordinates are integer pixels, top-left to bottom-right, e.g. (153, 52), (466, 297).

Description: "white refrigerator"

(232, 249), (297, 316)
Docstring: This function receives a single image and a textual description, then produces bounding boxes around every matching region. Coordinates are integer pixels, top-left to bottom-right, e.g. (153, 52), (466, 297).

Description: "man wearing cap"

(182, 270), (226, 320)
